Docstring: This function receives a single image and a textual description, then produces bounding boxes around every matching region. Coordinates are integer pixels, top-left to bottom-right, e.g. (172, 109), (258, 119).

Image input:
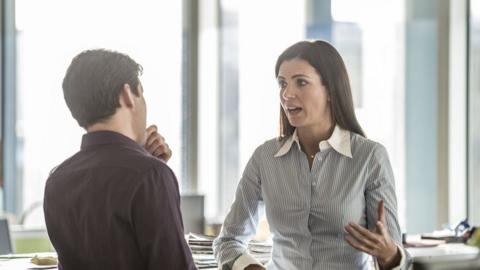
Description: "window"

(198, 0), (407, 230)
(469, 0), (480, 225)
(2, 0), (469, 235)
(14, 0), (182, 225)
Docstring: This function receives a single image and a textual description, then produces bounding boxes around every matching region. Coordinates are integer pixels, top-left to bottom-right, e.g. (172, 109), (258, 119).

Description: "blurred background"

(0, 0), (478, 252)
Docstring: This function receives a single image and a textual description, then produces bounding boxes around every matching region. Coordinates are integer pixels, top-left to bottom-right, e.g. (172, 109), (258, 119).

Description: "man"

(44, 49), (196, 270)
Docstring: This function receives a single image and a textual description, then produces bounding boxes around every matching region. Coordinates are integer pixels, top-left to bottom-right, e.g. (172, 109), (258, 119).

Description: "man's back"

(44, 131), (196, 270)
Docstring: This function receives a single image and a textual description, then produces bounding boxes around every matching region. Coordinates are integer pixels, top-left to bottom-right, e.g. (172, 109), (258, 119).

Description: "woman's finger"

(348, 223), (381, 244)
(376, 221), (389, 239)
(345, 225), (377, 250)
(377, 200), (386, 224)
(345, 235), (373, 255)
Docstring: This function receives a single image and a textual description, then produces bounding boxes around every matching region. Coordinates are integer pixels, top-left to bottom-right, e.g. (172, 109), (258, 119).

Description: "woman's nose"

(282, 85), (295, 100)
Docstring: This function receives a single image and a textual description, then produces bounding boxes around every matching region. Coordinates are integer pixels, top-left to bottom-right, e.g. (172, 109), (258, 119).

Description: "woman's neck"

(297, 123), (335, 156)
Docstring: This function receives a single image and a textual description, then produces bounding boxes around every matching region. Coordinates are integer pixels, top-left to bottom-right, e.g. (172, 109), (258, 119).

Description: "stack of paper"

(186, 233), (273, 269)
(187, 233), (217, 269)
(188, 233), (215, 255)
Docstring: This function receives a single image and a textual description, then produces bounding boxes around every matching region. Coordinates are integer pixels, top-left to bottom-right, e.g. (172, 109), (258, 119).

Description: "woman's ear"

(119, 83), (135, 108)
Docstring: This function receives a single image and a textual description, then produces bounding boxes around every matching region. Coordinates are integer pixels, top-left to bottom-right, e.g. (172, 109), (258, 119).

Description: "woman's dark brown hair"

(275, 40), (365, 137)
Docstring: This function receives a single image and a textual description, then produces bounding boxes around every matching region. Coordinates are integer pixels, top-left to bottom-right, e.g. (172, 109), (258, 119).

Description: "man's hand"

(344, 200), (401, 270)
(144, 125), (172, 162)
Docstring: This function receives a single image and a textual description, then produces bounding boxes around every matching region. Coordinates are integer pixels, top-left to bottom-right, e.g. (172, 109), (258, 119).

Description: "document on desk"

(28, 262), (57, 269)
(0, 258), (57, 269)
(0, 253), (58, 270)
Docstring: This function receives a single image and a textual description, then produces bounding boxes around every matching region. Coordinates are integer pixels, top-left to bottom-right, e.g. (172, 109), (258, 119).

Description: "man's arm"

(131, 164), (196, 270)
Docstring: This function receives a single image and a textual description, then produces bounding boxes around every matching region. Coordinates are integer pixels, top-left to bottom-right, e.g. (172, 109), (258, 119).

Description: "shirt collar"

(274, 125), (352, 158)
(81, 130), (148, 154)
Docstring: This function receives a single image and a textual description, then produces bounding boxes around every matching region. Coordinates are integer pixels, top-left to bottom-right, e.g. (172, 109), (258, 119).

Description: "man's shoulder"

(49, 145), (169, 180)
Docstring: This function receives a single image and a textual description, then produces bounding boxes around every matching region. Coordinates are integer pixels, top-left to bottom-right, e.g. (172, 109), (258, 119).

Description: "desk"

(0, 253), (219, 270)
(407, 244), (479, 270)
(1, 244), (477, 270)
(0, 253), (57, 270)
(408, 243), (479, 259)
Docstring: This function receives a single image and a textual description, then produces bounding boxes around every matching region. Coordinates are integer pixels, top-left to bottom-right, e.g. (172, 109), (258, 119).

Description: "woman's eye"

(278, 81), (287, 89)
(297, 79), (308, 87)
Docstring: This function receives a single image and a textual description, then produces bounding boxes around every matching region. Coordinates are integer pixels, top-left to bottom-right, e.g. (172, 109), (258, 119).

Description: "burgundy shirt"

(44, 131), (196, 270)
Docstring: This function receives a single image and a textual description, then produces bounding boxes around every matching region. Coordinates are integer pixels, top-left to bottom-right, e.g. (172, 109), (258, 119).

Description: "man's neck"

(87, 121), (138, 143)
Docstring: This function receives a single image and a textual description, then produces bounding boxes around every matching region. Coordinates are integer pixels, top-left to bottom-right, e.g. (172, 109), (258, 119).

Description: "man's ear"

(120, 83), (135, 108)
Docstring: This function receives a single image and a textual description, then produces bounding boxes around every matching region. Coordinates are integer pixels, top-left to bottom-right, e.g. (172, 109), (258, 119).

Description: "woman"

(213, 40), (409, 270)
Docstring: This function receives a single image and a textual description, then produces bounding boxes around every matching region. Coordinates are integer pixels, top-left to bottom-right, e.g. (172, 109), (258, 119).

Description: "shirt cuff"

(374, 244), (406, 270)
(232, 253), (264, 270)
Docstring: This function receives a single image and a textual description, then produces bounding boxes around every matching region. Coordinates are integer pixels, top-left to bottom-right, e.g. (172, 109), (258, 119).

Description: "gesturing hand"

(344, 200), (401, 269)
(144, 125), (172, 162)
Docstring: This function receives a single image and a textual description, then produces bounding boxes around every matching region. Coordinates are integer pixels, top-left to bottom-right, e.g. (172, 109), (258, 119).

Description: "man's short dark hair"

(62, 49), (143, 128)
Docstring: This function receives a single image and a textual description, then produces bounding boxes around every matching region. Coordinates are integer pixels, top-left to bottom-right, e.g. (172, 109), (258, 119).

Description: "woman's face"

(277, 58), (332, 131)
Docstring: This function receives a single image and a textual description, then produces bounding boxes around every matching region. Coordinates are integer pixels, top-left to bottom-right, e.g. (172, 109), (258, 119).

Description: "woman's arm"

(213, 149), (265, 270)
(345, 144), (411, 270)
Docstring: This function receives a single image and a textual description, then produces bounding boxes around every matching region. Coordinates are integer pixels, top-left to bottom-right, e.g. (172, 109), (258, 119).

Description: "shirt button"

(312, 182), (316, 186)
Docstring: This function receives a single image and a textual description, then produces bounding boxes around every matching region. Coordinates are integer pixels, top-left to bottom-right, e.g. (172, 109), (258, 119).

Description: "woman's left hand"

(144, 125), (172, 162)
(344, 200), (401, 270)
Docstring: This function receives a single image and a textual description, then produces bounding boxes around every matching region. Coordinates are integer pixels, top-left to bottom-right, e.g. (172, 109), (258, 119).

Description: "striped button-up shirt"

(213, 125), (409, 270)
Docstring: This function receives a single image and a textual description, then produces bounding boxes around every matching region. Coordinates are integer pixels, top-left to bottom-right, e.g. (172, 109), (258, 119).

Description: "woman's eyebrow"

(277, 74), (309, 79)
(292, 74), (309, 79)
